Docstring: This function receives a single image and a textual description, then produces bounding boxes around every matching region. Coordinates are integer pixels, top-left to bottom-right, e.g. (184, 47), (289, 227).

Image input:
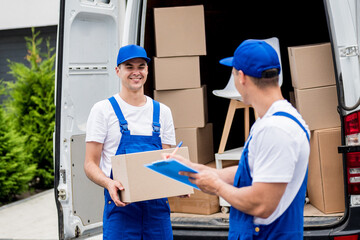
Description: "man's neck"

(251, 87), (284, 118)
(119, 90), (147, 107)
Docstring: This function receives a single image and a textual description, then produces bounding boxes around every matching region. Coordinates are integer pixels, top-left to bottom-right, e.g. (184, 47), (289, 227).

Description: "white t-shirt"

(247, 100), (310, 225)
(85, 94), (176, 177)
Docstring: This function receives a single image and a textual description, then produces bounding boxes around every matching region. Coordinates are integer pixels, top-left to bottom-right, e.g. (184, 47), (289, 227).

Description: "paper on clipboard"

(144, 159), (200, 190)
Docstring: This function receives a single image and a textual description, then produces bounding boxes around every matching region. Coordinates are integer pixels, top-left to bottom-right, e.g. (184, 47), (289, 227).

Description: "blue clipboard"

(144, 159), (200, 190)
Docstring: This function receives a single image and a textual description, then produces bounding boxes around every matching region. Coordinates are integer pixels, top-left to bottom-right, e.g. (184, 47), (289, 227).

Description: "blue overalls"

(228, 111), (310, 240)
(103, 96), (173, 240)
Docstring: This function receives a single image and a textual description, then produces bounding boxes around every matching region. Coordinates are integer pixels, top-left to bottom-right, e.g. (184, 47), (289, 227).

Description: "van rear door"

(322, 0), (360, 238)
(54, 0), (126, 238)
(324, 0), (360, 114)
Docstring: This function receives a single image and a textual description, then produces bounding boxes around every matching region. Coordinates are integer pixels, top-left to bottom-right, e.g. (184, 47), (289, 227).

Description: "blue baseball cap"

(219, 39), (281, 78)
(117, 44), (151, 65)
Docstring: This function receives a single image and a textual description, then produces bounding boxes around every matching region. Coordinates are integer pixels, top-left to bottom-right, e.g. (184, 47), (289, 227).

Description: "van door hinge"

(60, 169), (66, 184)
(58, 189), (67, 200)
(338, 145), (360, 153)
(339, 45), (359, 57)
(75, 225), (81, 238)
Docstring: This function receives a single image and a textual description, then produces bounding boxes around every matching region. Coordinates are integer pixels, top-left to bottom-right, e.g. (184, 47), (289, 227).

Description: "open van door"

(54, 0), (147, 238)
(324, 0), (360, 115)
(322, 0), (360, 238)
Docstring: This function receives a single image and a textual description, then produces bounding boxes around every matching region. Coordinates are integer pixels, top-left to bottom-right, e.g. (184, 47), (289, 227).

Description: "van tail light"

(346, 152), (360, 194)
(344, 112), (360, 145)
(344, 111), (360, 195)
(334, 235), (358, 240)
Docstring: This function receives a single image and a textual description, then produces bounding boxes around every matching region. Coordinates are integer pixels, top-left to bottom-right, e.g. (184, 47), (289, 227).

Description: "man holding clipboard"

(164, 40), (310, 240)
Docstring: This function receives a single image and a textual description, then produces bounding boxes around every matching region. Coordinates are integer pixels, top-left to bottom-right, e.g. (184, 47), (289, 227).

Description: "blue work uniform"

(228, 111), (310, 240)
(103, 96), (173, 240)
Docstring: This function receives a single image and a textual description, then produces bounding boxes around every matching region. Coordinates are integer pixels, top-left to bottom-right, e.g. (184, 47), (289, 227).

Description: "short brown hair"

(249, 69), (279, 89)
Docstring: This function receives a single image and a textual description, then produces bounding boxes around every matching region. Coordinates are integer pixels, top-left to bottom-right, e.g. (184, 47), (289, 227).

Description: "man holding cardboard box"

(173, 40), (310, 239)
(84, 45), (176, 240)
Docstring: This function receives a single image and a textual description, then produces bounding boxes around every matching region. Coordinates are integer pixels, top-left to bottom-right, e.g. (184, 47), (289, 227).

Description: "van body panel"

(55, 0), (124, 238)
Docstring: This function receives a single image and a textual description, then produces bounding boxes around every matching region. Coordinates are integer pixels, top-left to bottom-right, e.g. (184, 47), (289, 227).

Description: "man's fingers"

(179, 171), (196, 178)
(112, 190), (128, 207)
(109, 180), (127, 207)
(161, 153), (170, 159)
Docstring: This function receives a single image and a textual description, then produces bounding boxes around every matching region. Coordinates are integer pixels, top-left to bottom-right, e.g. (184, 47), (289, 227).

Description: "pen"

(168, 141), (183, 158)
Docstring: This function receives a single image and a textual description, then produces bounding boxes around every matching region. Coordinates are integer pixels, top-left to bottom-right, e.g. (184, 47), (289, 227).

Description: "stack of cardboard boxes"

(288, 43), (345, 214)
(152, 5), (219, 214)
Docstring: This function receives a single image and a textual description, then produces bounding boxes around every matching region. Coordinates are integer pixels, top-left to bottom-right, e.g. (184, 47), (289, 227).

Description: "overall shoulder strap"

(273, 111), (310, 142)
(152, 100), (161, 135)
(108, 96), (130, 134)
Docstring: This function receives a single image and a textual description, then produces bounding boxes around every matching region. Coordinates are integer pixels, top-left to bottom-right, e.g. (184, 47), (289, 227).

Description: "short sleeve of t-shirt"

(159, 103), (176, 146)
(86, 99), (112, 144)
(250, 125), (298, 183)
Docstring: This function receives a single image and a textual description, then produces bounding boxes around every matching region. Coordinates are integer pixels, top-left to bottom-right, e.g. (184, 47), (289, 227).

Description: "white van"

(54, 0), (360, 239)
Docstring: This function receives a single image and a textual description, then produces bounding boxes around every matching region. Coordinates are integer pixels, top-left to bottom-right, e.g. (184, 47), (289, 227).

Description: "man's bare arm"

(84, 141), (126, 207)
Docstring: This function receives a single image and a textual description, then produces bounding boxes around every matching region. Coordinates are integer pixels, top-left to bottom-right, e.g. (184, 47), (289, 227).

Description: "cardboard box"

(168, 161), (221, 214)
(288, 43), (336, 89)
(154, 85), (208, 128)
(294, 85), (340, 130)
(206, 159), (239, 169)
(307, 127), (345, 214)
(154, 5), (207, 57)
(111, 147), (194, 203)
(154, 56), (201, 90)
(168, 189), (220, 215)
(175, 123), (214, 165)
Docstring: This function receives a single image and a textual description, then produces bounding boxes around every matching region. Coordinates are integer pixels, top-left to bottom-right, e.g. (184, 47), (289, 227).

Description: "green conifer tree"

(3, 28), (56, 189)
(0, 106), (36, 203)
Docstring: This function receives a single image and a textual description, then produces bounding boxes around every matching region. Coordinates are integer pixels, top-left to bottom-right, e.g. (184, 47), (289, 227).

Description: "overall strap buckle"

(119, 120), (129, 133)
(152, 122), (161, 133)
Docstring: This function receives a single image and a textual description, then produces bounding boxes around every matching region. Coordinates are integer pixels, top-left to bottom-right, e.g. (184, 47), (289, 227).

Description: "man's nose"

(132, 68), (141, 75)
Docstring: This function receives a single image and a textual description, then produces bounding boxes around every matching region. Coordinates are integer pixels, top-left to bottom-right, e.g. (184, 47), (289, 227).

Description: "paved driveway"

(0, 189), (58, 239)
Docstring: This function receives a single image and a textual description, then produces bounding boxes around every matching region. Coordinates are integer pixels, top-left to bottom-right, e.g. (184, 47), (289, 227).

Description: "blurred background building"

(0, 0), (59, 102)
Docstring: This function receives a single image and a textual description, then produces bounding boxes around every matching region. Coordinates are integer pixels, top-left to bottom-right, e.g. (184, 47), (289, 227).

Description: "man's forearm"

(216, 166), (237, 185)
(84, 160), (111, 190)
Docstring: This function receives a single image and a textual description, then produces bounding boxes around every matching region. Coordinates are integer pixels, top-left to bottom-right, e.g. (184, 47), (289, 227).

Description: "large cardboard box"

(154, 85), (208, 128)
(175, 123), (214, 165)
(294, 85), (340, 130)
(168, 161), (221, 215)
(307, 127), (345, 214)
(111, 147), (194, 203)
(154, 5), (206, 57)
(154, 56), (201, 90)
(168, 189), (219, 215)
(288, 43), (336, 89)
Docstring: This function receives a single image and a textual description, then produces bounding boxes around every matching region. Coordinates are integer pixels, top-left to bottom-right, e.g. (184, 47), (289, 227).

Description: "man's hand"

(106, 179), (128, 207)
(180, 169), (223, 195)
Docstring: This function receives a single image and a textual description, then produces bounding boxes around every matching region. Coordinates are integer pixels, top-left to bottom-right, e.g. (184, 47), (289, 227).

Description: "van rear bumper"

(172, 205), (360, 239)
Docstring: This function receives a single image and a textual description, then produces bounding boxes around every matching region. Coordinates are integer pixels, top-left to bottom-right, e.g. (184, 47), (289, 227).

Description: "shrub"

(2, 27), (55, 189)
(0, 106), (36, 203)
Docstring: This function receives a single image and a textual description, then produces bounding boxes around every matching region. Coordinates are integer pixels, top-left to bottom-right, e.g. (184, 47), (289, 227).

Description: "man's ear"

(238, 70), (246, 85)
(115, 66), (121, 75)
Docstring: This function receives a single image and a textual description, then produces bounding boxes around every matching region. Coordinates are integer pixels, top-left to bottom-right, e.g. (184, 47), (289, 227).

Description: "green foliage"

(1, 27), (56, 190)
(0, 106), (36, 203)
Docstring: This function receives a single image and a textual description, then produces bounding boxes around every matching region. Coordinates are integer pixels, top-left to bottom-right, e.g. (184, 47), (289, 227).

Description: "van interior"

(142, 0), (344, 227)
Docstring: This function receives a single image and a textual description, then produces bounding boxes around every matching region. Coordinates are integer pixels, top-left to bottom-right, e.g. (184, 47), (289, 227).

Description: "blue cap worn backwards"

(219, 39), (281, 78)
(117, 44), (151, 66)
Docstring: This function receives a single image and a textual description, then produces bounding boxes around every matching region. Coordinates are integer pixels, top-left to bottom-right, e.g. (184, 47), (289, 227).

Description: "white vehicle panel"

(55, 0), (125, 238)
(325, 0), (360, 114)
